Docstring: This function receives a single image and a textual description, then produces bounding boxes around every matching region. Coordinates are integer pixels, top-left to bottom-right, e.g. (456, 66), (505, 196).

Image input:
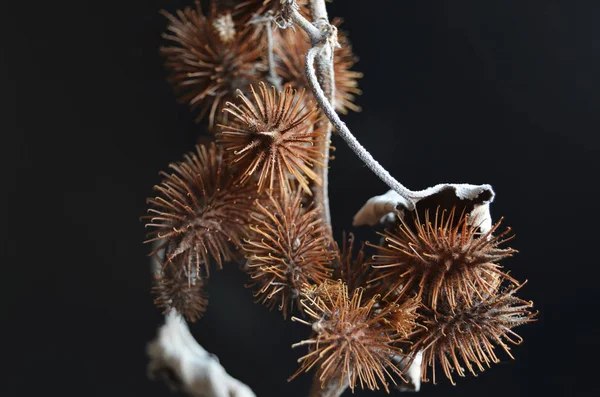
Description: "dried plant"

(152, 263), (209, 323)
(274, 22), (363, 114)
(368, 206), (518, 309)
(290, 280), (411, 393)
(217, 82), (329, 195)
(243, 189), (335, 318)
(144, 143), (255, 278)
(160, 1), (264, 128)
(411, 283), (536, 385)
(144, 1), (536, 396)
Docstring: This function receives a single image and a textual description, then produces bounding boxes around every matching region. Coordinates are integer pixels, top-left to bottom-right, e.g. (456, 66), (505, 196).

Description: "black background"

(2, 1), (599, 396)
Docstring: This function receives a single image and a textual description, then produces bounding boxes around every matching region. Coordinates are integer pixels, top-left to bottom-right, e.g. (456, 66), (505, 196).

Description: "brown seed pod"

(143, 143), (255, 278)
(243, 189), (334, 319)
(217, 82), (329, 195)
(412, 283), (536, 385)
(160, 1), (264, 128)
(274, 19), (363, 114)
(152, 263), (209, 323)
(367, 206), (518, 310)
(289, 280), (409, 393)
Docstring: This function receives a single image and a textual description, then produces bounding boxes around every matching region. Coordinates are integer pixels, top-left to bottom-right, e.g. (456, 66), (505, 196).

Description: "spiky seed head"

(243, 189), (334, 318)
(274, 21), (363, 114)
(290, 280), (410, 393)
(412, 283), (536, 385)
(217, 82), (329, 195)
(143, 143), (255, 278)
(368, 206), (518, 310)
(160, 1), (264, 128)
(152, 263), (208, 323)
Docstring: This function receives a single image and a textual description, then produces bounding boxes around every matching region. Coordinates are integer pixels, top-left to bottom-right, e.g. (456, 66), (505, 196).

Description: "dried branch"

(147, 312), (256, 397)
(248, 12), (282, 90)
(290, 4), (434, 212)
(287, 1), (334, 228)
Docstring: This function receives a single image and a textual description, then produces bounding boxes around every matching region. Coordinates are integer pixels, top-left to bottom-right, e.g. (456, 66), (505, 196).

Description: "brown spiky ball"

(152, 264), (209, 323)
(411, 283), (536, 385)
(243, 189), (334, 318)
(368, 207), (517, 309)
(144, 143), (255, 278)
(160, 1), (264, 128)
(217, 82), (329, 195)
(290, 280), (411, 393)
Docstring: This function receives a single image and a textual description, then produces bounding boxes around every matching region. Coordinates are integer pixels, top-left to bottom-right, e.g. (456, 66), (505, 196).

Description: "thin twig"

(289, 2), (334, 228)
(249, 13), (282, 90)
(304, 46), (418, 210)
(290, 4), (419, 211)
(265, 18), (282, 90)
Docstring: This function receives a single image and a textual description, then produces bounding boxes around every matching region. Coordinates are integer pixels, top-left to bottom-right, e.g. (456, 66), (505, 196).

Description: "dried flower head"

(243, 189), (334, 318)
(412, 284), (536, 384)
(217, 82), (329, 194)
(152, 264), (208, 323)
(368, 207), (518, 309)
(290, 280), (408, 393)
(144, 143), (255, 278)
(274, 21), (363, 114)
(160, 1), (264, 128)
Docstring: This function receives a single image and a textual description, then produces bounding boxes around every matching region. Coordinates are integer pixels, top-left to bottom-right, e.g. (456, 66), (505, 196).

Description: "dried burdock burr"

(144, 143), (255, 278)
(145, 1), (537, 394)
(274, 21), (363, 114)
(160, 0), (264, 128)
(368, 206), (518, 310)
(217, 82), (329, 195)
(152, 263), (209, 323)
(289, 280), (410, 393)
(243, 189), (335, 319)
(411, 283), (536, 385)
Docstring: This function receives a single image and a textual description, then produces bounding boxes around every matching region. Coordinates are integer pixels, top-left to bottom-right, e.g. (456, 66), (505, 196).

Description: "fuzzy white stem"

(148, 244), (255, 397)
(304, 45), (419, 210)
(147, 312), (256, 397)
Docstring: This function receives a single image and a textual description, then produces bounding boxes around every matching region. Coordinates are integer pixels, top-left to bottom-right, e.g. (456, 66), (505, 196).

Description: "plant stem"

(291, 6), (419, 211)
(306, 0), (334, 230)
(265, 17), (282, 91)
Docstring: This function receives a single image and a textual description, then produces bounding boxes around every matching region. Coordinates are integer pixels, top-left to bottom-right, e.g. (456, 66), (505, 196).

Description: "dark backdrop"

(2, 1), (598, 396)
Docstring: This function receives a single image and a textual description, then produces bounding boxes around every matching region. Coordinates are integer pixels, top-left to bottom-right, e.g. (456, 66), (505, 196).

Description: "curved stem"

(304, 46), (417, 210)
